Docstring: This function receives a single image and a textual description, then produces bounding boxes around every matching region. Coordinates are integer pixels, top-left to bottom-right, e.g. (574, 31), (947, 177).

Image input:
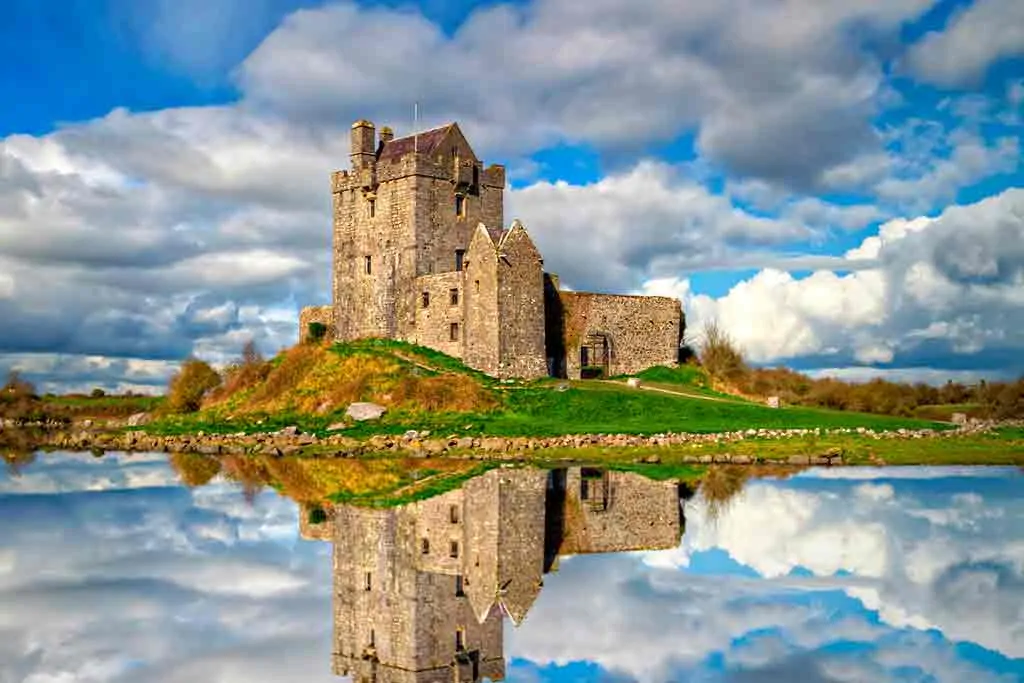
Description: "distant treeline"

(694, 321), (1023, 420)
(0, 371), (161, 423)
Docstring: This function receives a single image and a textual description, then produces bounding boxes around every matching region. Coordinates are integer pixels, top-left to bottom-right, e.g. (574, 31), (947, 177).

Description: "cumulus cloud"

(666, 469), (1024, 660)
(904, 0), (1024, 87)
(508, 161), (812, 293)
(0, 106), (336, 386)
(2, 0), (1022, 390)
(670, 188), (1024, 374)
(237, 0), (935, 186)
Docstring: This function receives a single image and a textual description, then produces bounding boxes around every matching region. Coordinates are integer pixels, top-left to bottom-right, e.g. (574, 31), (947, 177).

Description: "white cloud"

(1, 0), (1021, 391)
(511, 467), (1024, 682)
(664, 470), (1024, 659)
(237, 0), (935, 186)
(675, 188), (1024, 372)
(509, 161), (811, 293)
(904, 0), (1024, 87)
(0, 457), (335, 683)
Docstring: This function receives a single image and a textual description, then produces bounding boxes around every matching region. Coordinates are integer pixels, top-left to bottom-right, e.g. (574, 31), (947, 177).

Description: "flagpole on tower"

(414, 102), (419, 153)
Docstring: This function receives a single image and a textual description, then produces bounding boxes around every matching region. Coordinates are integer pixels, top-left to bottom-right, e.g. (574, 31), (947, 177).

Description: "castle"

(300, 120), (685, 379)
(300, 466), (687, 682)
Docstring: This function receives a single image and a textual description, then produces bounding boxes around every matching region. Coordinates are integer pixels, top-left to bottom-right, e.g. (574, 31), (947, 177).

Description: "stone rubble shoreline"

(3, 417), (1018, 466)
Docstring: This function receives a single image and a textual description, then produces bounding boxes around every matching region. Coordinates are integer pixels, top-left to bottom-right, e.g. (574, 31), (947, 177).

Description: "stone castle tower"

(301, 120), (684, 380)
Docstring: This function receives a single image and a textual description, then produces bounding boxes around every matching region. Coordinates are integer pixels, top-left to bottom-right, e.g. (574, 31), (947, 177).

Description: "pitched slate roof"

(378, 124), (453, 160)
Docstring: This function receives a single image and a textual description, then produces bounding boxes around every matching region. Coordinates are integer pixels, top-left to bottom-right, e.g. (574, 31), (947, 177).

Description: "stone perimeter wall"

(299, 305), (336, 342)
(559, 292), (683, 380)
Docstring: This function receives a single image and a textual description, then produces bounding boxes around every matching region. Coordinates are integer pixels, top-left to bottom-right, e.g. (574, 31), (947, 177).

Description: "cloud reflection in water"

(0, 454), (1021, 682)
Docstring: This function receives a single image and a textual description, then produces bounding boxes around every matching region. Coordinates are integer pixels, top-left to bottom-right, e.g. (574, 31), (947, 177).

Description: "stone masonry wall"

(562, 469), (682, 554)
(462, 227), (501, 375)
(298, 305), (335, 343)
(413, 272), (466, 359)
(559, 292), (683, 379)
(412, 127), (503, 279)
(331, 499), (503, 682)
(495, 227), (548, 380)
(331, 172), (418, 341)
(330, 123), (504, 352)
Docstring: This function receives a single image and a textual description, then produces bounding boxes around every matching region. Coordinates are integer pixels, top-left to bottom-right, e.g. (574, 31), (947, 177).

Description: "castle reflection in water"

(299, 466), (687, 682)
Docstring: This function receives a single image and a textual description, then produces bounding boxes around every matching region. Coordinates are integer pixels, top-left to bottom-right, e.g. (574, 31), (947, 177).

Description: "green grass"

(328, 338), (499, 385)
(327, 462), (501, 507)
(634, 364), (713, 390)
(525, 428), (1024, 467)
(471, 382), (947, 436)
(605, 462), (706, 482)
(144, 340), (961, 441)
(146, 367), (951, 440)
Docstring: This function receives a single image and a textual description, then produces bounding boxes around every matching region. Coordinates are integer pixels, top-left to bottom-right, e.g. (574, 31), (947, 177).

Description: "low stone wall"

(8, 420), (1016, 466)
(299, 305), (336, 343)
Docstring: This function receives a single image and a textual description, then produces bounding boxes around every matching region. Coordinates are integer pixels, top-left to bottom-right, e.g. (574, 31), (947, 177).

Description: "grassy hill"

(150, 339), (949, 438)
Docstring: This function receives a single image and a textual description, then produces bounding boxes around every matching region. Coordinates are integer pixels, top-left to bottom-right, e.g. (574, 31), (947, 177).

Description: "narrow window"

(449, 288), (459, 306)
(455, 195), (466, 217)
(455, 628), (465, 650)
(455, 575), (465, 597)
(450, 505), (459, 524)
(449, 322), (459, 342)
(472, 165), (480, 189)
(369, 629), (376, 647)
(422, 291), (430, 308)
(365, 572), (372, 591)
(450, 540), (459, 558)
(474, 279), (480, 292)
(367, 198), (375, 218)
(455, 249), (465, 270)
(364, 255), (372, 275)
(421, 538), (430, 554)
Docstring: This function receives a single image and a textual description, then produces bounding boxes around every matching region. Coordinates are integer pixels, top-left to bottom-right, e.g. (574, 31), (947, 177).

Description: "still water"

(1, 453), (1022, 682)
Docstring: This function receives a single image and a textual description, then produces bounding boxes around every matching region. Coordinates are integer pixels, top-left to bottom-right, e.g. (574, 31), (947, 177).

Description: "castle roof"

(378, 124), (454, 160)
(487, 226), (511, 245)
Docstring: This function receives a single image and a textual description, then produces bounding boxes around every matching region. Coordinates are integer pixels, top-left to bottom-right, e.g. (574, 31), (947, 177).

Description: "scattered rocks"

(766, 396), (780, 409)
(126, 412), (151, 427)
(13, 415), (1024, 465)
(327, 422), (347, 432)
(345, 402), (387, 421)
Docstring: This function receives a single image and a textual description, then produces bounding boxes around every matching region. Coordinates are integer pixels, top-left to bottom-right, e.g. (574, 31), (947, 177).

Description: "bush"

(307, 322), (327, 343)
(166, 358), (221, 413)
(210, 341), (271, 401)
(3, 370), (36, 399)
(91, 388), (106, 398)
(698, 320), (747, 383)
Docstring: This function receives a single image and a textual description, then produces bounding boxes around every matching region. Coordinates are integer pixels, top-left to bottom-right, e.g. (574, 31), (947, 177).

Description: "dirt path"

(597, 379), (740, 403)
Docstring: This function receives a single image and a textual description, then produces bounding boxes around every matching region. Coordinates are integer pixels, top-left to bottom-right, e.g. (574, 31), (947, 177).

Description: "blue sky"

(3, 455), (1021, 681)
(0, 0), (1022, 391)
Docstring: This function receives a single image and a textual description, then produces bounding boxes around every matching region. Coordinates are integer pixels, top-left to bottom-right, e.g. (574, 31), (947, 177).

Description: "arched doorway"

(580, 332), (612, 379)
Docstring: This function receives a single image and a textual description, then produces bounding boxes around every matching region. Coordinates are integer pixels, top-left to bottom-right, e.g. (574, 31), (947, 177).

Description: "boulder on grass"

(346, 402), (386, 421)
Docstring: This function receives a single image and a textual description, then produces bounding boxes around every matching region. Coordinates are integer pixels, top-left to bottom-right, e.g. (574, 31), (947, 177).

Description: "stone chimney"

(379, 126), (394, 144)
(350, 120), (376, 170)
